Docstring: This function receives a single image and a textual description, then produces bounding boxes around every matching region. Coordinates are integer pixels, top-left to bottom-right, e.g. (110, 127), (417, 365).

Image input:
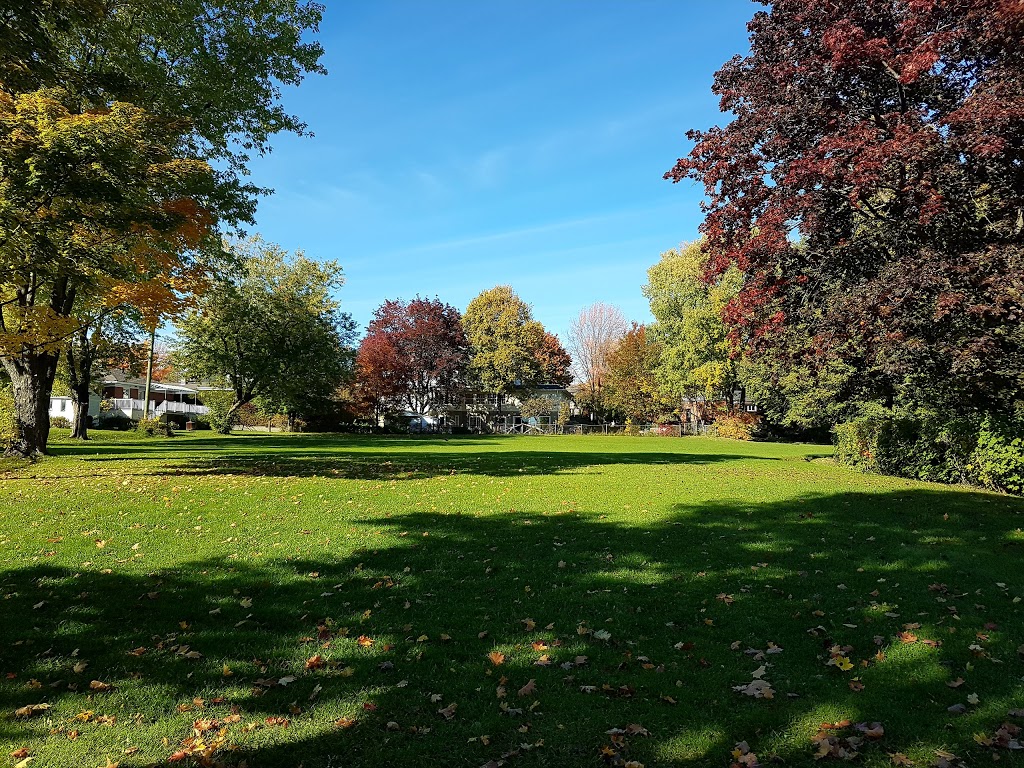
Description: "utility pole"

(142, 326), (156, 419)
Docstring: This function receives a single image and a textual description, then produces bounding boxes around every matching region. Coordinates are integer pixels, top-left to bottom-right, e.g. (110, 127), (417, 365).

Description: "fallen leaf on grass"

(733, 679), (774, 699)
(13, 704), (49, 718)
(518, 679), (536, 697)
(488, 651), (505, 666)
(437, 703), (458, 720)
(731, 741), (761, 768)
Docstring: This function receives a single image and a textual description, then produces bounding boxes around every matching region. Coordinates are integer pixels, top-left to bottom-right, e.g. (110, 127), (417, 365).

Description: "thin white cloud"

(373, 199), (684, 259)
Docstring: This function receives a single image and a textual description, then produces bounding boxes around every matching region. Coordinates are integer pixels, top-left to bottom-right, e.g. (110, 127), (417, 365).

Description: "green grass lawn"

(1, 431), (1022, 767)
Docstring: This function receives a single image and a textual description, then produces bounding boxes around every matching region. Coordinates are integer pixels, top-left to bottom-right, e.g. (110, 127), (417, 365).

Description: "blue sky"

(244, 1), (756, 341)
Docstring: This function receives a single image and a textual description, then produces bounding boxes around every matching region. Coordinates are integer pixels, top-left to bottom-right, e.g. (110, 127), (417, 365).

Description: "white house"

(99, 374), (212, 421)
(48, 393), (102, 422)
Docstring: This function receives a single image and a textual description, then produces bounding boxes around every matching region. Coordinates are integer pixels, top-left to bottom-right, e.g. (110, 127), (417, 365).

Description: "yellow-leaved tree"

(0, 89), (215, 455)
(0, 0), (326, 456)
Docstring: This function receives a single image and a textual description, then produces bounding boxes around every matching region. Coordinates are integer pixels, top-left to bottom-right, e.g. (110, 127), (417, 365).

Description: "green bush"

(833, 407), (1022, 491)
(201, 390), (237, 434)
(971, 416), (1024, 495)
(136, 417), (174, 437)
(833, 412), (970, 484)
(50, 416), (71, 429)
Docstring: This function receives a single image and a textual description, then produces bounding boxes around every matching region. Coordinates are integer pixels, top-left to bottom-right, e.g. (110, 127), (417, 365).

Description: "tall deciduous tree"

(604, 324), (670, 424)
(174, 237), (355, 432)
(0, 90), (216, 455)
(353, 333), (405, 426)
(0, 0), (325, 455)
(666, 0), (1024, 424)
(63, 310), (147, 440)
(567, 302), (628, 421)
(644, 241), (743, 416)
(534, 332), (573, 388)
(355, 297), (468, 418)
(463, 286), (545, 410)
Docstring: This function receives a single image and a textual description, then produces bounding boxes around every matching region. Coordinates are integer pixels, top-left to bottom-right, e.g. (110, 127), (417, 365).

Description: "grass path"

(1, 432), (1022, 767)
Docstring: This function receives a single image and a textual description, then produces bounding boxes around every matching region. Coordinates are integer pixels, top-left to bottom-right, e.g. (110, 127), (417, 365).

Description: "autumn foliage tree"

(463, 286), (546, 411)
(0, 90), (216, 455)
(0, 0), (325, 455)
(354, 297), (468, 421)
(604, 324), (670, 424)
(534, 332), (573, 389)
(667, 0), (1024, 448)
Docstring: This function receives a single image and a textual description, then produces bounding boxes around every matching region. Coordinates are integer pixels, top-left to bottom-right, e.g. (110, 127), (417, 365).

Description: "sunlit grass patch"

(0, 432), (1021, 767)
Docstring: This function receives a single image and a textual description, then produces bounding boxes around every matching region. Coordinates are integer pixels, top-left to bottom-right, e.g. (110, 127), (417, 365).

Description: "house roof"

(102, 375), (201, 394)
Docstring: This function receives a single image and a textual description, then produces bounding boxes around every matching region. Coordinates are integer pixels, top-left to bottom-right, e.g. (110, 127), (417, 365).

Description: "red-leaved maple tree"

(667, 0), (1023, 420)
(354, 297), (468, 420)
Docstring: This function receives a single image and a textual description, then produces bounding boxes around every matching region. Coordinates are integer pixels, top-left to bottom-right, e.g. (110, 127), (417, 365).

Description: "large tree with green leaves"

(174, 237), (355, 432)
(462, 286), (545, 411)
(644, 241), (743, 417)
(0, 0), (325, 455)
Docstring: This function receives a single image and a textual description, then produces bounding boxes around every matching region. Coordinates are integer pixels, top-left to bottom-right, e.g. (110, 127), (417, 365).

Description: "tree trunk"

(66, 329), (95, 441)
(222, 401), (243, 434)
(70, 381), (91, 440)
(2, 353), (59, 457)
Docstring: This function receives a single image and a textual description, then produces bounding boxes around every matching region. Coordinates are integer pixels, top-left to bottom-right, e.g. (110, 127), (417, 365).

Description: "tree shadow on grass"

(33, 433), (792, 481)
(1, 487), (1022, 767)
(159, 449), (776, 480)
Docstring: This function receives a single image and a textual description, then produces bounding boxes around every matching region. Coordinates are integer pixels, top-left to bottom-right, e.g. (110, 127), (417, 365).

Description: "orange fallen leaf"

(487, 651), (505, 666)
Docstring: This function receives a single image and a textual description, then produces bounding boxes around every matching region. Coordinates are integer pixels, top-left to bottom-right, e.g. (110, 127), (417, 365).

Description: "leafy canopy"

(174, 236), (355, 429)
(666, 0), (1024, 422)
(463, 286), (546, 398)
(644, 241), (742, 405)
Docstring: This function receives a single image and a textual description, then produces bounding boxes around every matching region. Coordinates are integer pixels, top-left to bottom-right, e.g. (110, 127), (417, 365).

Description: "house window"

(60, 399), (66, 412)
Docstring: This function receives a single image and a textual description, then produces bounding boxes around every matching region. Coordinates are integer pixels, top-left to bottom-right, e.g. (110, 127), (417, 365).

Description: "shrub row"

(834, 410), (1023, 495)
